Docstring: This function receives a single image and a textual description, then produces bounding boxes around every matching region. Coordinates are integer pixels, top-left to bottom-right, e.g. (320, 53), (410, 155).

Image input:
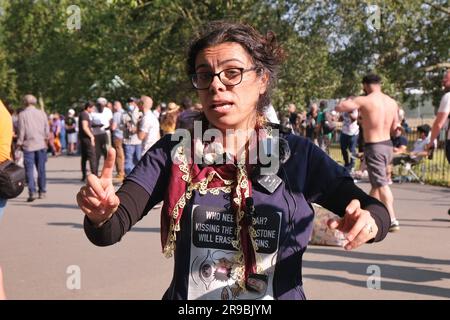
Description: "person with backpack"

(317, 100), (336, 153)
(121, 97), (142, 175)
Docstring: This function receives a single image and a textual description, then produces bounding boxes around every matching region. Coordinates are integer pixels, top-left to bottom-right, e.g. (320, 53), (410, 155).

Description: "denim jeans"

(123, 144), (142, 175)
(340, 133), (358, 170)
(0, 198), (6, 222)
(23, 149), (47, 195)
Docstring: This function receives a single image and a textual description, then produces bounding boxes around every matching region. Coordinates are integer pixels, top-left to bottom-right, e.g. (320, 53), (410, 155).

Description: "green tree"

(0, 0), (447, 114)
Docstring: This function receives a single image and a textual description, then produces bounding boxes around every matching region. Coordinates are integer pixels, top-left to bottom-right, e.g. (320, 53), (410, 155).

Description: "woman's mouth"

(210, 102), (234, 113)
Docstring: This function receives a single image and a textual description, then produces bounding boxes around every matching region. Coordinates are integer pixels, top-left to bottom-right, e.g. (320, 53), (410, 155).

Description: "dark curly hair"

(187, 21), (285, 115)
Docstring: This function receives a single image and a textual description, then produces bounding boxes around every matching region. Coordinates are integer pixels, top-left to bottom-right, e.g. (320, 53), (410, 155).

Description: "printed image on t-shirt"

(188, 205), (281, 300)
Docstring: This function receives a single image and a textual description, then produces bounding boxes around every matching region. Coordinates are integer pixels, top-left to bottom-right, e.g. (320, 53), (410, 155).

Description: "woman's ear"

(259, 72), (269, 95)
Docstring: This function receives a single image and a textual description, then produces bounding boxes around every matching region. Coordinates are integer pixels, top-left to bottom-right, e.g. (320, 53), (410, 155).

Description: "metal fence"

(326, 127), (450, 187)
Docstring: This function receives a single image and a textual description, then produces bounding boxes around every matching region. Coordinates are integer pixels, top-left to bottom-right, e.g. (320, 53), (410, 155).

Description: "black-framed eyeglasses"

(191, 67), (259, 90)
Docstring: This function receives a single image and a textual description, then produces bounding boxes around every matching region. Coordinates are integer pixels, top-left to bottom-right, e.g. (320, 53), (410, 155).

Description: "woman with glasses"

(77, 21), (390, 300)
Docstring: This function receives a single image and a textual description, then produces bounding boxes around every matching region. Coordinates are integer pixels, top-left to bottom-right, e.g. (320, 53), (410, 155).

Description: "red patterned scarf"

(160, 141), (258, 283)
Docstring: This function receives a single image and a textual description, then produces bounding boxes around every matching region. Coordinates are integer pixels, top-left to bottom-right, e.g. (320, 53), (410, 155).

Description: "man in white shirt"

(96, 97), (113, 148)
(392, 124), (434, 168)
(410, 125), (433, 160)
(427, 70), (450, 160)
(90, 97), (113, 174)
(91, 98), (113, 131)
(138, 96), (160, 155)
(339, 109), (359, 172)
(427, 70), (450, 215)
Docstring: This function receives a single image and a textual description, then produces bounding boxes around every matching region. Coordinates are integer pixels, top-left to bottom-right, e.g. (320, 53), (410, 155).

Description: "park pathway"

(0, 155), (449, 299)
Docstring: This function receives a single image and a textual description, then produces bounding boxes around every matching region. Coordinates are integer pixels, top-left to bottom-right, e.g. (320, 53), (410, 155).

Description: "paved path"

(0, 155), (449, 299)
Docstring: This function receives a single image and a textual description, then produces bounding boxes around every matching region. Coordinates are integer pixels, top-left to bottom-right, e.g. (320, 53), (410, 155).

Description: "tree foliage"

(0, 0), (448, 113)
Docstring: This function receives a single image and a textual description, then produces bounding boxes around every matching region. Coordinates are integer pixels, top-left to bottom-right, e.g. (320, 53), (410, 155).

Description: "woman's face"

(195, 42), (268, 132)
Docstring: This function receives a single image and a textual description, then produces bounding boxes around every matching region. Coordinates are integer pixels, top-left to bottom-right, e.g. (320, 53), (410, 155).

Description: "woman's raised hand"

(76, 148), (120, 227)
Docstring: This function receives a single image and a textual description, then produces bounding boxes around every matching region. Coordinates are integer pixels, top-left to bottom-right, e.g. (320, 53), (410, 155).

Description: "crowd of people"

(1, 94), (204, 193)
(76, 95), (203, 183)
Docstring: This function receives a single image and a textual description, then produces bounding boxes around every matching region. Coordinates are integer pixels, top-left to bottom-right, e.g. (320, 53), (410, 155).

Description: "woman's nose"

(209, 75), (226, 94)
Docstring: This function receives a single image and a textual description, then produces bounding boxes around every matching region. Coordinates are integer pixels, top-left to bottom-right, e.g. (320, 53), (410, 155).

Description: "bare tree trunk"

(38, 92), (45, 112)
(424, 2), (450, 15)
(424, 62), (450, 72)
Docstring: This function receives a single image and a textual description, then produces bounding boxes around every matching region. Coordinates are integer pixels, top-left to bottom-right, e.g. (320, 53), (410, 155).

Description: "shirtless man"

(336, 74), (400, 232)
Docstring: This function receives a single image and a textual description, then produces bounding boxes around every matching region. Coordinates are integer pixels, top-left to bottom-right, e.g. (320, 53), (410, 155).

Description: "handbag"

(0, 160), (26, 199)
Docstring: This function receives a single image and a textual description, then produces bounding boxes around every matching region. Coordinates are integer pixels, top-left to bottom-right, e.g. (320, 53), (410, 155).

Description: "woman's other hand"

(327, 199), (378, 250)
